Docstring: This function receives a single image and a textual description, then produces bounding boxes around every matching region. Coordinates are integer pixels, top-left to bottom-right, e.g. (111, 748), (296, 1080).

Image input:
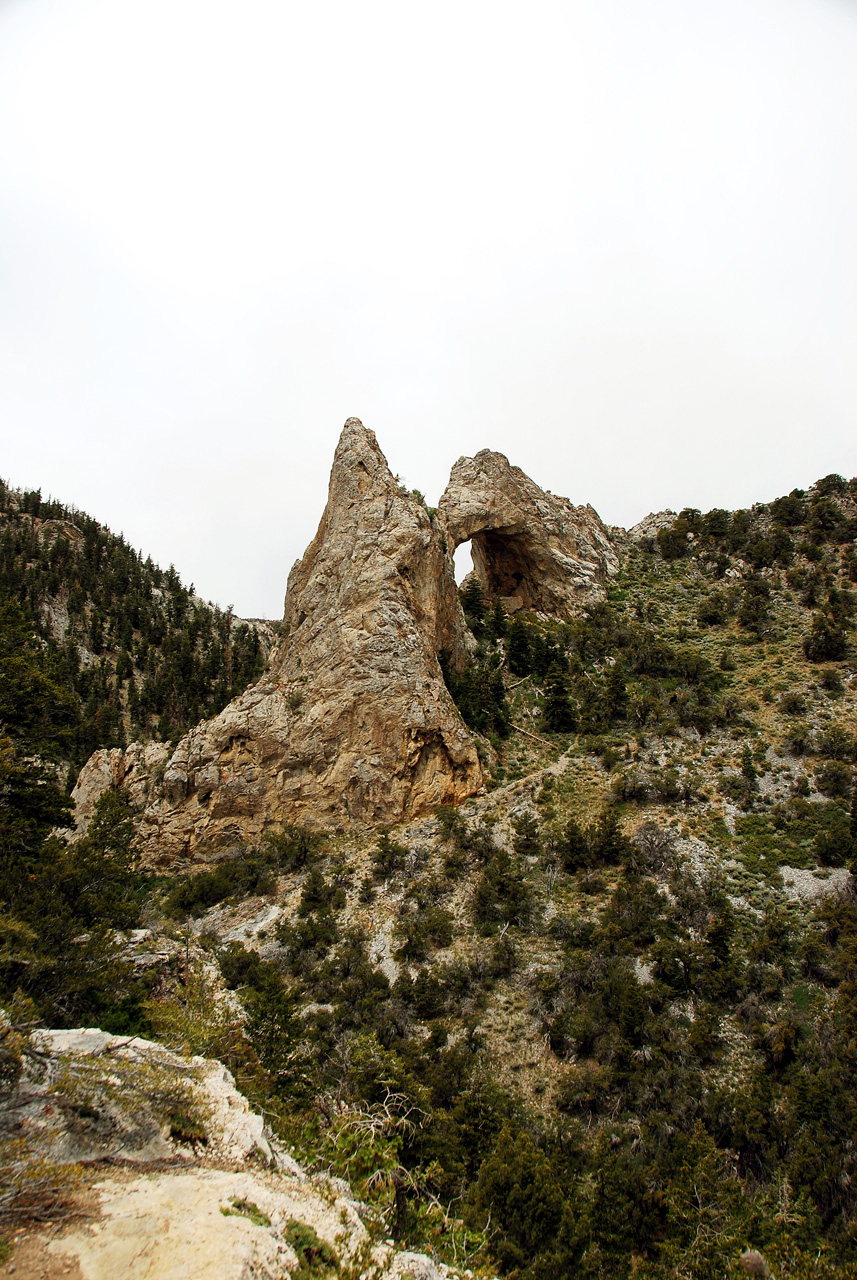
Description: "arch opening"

(469, 529), (541, 611)
(453, 540), (474, 585)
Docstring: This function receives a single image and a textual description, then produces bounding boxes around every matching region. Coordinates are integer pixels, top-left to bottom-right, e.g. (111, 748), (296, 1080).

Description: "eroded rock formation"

(438, 449), (618, 615)
(74, 420), (481, 863)
(72, 420), (619, 864)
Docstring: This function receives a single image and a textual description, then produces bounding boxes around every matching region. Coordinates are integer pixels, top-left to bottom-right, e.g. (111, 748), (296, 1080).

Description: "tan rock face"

(72, 422), (620, 865)
(73, 420), (482, 864)
(438, 449), (618, 616)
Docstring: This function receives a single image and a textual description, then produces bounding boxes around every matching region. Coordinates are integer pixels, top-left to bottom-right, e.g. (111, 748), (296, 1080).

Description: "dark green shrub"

(460, 576), (486, 633)
(512, 811), (541, 858)
(814, 473), (847, 496)
(784, 721), (812, 756)
(813, 817), (853, 866)
(262, 825), (322, 871)
(472, 849), (533, 930)
(803, 613), (847, 662)
(164, 853), (275, 918)
(815, 760), (852, 799)
(704, 507), (732, 538)
(770, 492), (805, 526)
(467, 1126), (565, 1274)
(778, 691), (806, 716)
(283, 1219), (338, 1275)
(657, 525), (690, 560)
(394, 906), (453, 961)
(218, 940), (270, 990)
(697, 591), (729, 627)
(560, 817), (591, 872)
(371, 833), (408, 879)
(739, 576), (772, 638)
(542, 662), (577, 733)
(819, 667), (844, 694)
(505, 617), (531, 676)
(440, 650), (510, 737)
(436, 803), (465, 843)
(817, 725), (855, 761)
(297, 867), (344, 915)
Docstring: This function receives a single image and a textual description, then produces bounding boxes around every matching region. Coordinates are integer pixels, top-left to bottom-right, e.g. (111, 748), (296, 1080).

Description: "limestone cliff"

(72, 421), (621, 864)
(73, 420), (481, 863)
(438, 448), (618, 615)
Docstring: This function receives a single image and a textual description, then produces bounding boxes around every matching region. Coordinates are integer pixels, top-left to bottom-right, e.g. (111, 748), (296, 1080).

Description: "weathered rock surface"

(3, 1025), (453, 1280)
(7, 1028), (282, 1170)
(73, 420), (482, 863)
(626, 509), (677, 542)
(71, 422), (624, 863)
(438, 449), (618, 615)
(47, 1168), (369, 1280)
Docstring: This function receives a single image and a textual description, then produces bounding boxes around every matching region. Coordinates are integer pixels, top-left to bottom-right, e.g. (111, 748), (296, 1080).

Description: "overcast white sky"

(1, 0), (856, 617)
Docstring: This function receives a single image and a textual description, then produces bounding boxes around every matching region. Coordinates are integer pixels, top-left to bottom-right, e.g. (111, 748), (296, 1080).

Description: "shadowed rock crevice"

(468, 528), (546, 611)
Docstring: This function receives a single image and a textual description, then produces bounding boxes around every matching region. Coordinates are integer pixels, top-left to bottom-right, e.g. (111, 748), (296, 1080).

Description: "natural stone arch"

(71, 424), (620, 865)
(438, 449), (619, 618)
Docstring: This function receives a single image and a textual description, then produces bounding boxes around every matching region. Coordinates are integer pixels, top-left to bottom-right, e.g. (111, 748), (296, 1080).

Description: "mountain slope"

(2, 458), (857, 1279)
(0, 479), (272, 774)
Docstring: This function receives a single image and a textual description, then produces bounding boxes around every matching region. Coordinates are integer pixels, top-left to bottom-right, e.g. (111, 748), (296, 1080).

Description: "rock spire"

(74, 420), (480, 863)
(72, 420), (619, 864)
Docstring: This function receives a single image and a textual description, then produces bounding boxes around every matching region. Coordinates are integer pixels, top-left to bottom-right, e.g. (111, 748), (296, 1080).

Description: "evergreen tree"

(592, 807), (630, 865)
(738, 576), (772, 638)
(460, 577), (486, 634)
(488, 595), (507, 640)
(512, 811), (540, 858)
(803, 610), (848, 662)
(561, 817), (591, 872)
(505, 617), (531, 676)
(468, 1126), (565, 1273)
(605, 661), (628, 720)
(542, 662), (576, 733)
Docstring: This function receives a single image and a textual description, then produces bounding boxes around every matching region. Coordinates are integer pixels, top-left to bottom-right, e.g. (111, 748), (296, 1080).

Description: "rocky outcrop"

(626, 509), (677, 542)
(73, 420), (482, 863)
(11, 1027), (279, 1169)
(71, 422), (623, 864)
(2, 1024), (453, 1280)
(438, 449), (618, 615)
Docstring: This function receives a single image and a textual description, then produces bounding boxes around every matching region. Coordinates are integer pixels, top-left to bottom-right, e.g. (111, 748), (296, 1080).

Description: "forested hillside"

(0, 476), (271, 1047)
(2, 470), (857, 1278)
(0, 479), (269, 776)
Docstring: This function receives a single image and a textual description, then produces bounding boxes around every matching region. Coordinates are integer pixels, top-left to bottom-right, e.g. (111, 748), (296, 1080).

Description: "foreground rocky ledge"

(0, 1026), (453, 1280)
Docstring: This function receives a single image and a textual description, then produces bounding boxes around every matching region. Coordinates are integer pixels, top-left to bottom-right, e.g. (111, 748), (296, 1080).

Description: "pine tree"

(803, 610), (847, 662)
(512, 812), (540, 858)
(741, 743), (757, 789)
(505, 618), (531, 676)
(605, 661), (628, 720)
(543, 662), (576, 733)
(460, 576), (486, 622)
(561, 818), (591, 872)
(489, 595), (507, 640)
